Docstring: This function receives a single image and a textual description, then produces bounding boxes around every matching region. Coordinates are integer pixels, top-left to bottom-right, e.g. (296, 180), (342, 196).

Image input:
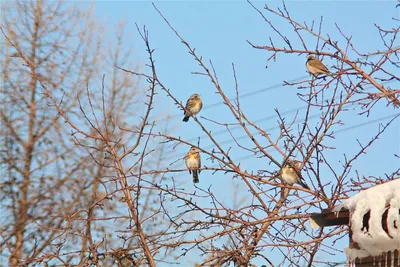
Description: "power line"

(148, 75), (309, 122)
(187, 105), (309, 144)
(168, 113), (399, 178)
(159, 80), (395, 161)
(169, 77), (394, 147)
(147, 47), (400, 122)
(234, 113), (399, 163)
(139, 47), (400, 177)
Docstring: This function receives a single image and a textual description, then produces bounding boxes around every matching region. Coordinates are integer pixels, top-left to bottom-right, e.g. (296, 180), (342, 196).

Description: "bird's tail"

(192, 170), (199, 184)
(183, 116), (190, 122)
(299, 180), (309, 189)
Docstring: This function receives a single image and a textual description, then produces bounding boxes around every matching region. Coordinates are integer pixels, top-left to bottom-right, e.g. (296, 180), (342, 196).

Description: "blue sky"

(73, 1), (399, 266)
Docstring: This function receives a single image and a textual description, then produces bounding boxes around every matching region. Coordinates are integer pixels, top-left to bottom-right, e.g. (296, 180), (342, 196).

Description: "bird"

(306, 55), (329, 77)
(280, 160), (309, 189)
(112, 248), (135, 267)
(184, 146), (201, 184)
(183, 94), (203, 122)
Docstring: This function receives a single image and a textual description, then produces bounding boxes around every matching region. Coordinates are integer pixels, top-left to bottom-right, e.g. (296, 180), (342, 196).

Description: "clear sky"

(73, 1), (399, 266)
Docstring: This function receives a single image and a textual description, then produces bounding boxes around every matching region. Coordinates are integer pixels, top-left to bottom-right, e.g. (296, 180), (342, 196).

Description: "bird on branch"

(184, 146), (201, 184)
(306, 55), (330, 77)
(280, 160), (309, 189)
(183, 93), (203, 122)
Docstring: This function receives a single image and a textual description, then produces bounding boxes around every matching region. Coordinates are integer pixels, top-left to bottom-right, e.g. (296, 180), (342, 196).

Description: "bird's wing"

(311, 59), (329, 72)
(293, 166), (309, 189)
(184, 99), (195, 116)
(319, 63), (329, 73)
(183, 99), (191, 114)
(186, 99), (196, 110)
(198, 152), (201, 173)
(290, 162), (306, 183)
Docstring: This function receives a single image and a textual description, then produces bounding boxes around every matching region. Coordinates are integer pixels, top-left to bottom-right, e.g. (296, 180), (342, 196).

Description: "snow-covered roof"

(333, 179), (400, 263)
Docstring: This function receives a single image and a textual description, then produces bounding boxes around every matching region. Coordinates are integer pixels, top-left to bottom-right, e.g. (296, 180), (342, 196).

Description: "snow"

(333, 179), (400, 265)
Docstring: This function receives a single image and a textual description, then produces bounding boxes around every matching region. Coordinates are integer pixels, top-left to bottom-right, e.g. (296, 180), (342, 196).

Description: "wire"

(236, 113), (399, 162)
(169, 113), (399, 178)
(159, 80), (395, 161)
(148, 75), (309, 122)
(147, 46), (400, 122)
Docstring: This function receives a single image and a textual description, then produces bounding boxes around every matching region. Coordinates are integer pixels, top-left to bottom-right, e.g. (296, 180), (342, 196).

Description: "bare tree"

(1, 1), (101, 265)
(1, 1), (172, 266)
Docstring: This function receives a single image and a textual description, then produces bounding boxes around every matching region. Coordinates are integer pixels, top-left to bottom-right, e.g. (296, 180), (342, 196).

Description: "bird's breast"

(281, 169), (298, 185)
(185, 156), (200, 168)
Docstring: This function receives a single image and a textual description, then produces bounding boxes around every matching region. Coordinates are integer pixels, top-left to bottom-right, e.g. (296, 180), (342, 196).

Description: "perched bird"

(184, 146), (201, 184)
(112, 248), (135, 267)
(183, 94), (203, 122)
(280, 161), (309, 189)
(306, 55), (329, 77)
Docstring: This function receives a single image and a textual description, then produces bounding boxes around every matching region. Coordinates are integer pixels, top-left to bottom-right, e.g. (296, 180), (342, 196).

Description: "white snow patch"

(334, 179), (400, 263)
